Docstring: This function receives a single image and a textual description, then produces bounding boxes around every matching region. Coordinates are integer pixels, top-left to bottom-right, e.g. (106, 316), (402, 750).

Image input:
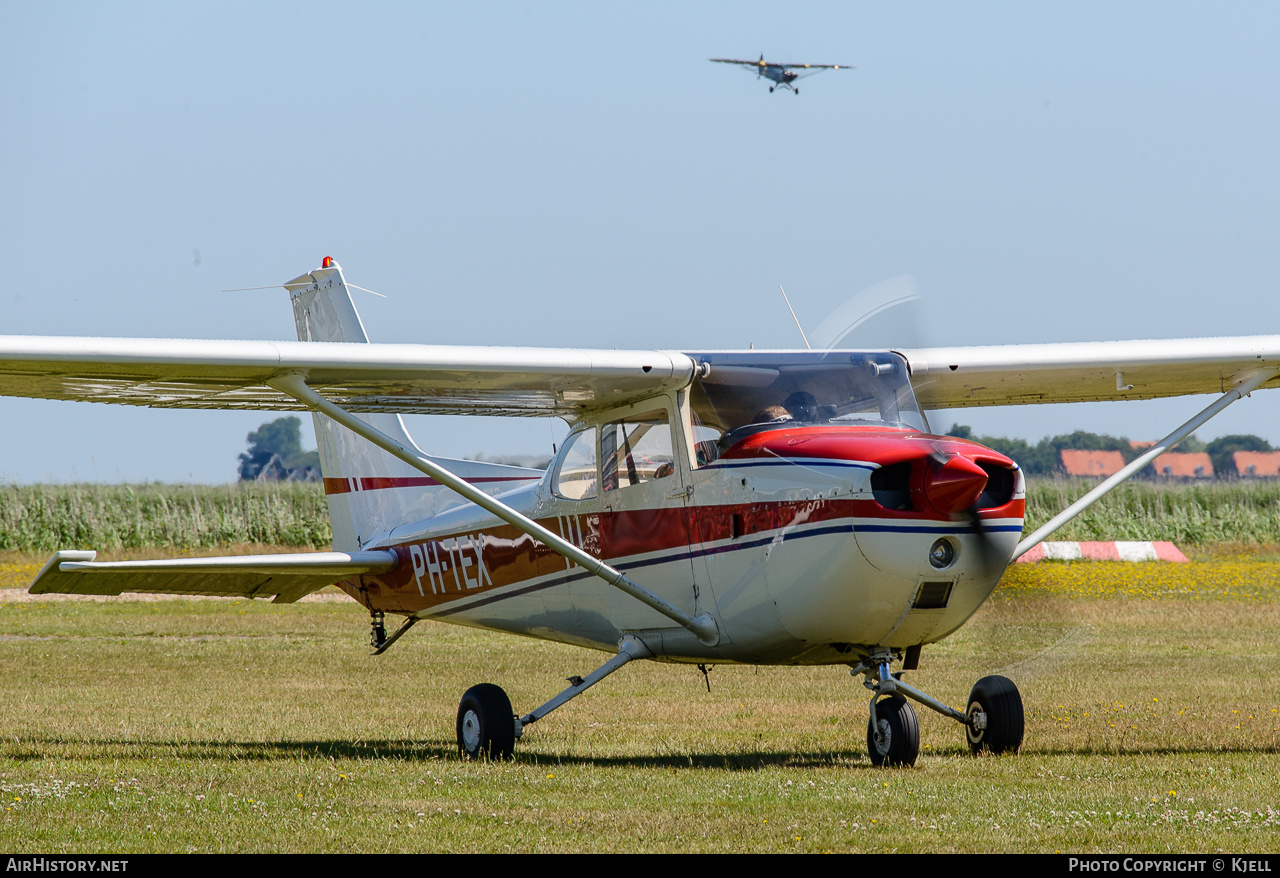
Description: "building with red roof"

(1150, 451), (1213, 479)
(1059, 449), (1125, 478)
(1233, 450), (1280, 478)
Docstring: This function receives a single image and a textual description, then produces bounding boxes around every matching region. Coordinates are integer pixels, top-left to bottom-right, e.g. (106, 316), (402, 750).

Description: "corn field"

(0, 478), (1275, 554)
(0, 482), (331, 552)
(1024, 478), (1280, 545)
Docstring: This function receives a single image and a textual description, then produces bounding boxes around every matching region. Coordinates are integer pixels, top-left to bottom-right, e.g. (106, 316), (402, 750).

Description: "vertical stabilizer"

(287, 259), (374, 345)
(282, 259), (543, 550)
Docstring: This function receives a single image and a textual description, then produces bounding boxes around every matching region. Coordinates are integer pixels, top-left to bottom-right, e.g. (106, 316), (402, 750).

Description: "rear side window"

(552, 428), (598, 500)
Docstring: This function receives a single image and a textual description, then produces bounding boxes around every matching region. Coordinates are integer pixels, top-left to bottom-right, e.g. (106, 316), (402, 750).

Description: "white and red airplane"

(9, 258), (1280, 766)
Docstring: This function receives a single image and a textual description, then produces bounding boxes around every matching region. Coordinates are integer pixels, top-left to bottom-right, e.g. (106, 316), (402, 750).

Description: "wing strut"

(1014, 368), (1277, 559)
(267, 373), (720, 646)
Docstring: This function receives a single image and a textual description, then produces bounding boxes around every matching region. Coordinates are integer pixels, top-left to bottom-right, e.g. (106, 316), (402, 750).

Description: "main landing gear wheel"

(965, 675), (1024, 755)
(457, 683), (516, 760)
(867, 694), (919, 767)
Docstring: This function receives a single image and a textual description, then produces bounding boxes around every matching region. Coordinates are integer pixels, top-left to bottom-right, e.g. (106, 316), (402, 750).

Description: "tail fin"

(283, 259), (543, 550)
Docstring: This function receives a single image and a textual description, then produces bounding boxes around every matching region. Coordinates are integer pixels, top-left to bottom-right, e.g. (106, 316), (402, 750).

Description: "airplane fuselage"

(761, 65), (799, 86)
(344, 424), (1024, 666)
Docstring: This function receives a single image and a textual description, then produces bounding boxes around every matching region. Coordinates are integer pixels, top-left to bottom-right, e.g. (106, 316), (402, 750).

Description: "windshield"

(687, 351), (929, 450)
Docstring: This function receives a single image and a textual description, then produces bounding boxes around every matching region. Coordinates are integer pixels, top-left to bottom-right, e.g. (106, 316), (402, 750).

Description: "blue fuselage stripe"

(426, 518), (1020, 619)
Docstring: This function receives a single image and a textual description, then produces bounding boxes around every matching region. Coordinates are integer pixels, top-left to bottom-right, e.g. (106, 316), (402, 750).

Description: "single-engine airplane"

(10, 258), (1280, 766)
(710, 54), (851, 94)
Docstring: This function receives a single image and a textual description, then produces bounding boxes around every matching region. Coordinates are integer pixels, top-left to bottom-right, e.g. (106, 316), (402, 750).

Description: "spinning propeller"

(798, 275), (1008, 571)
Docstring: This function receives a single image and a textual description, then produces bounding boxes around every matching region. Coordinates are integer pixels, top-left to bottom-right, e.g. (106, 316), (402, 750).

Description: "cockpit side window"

(601, 410), (677, 492)
(551, 427), (599, 500)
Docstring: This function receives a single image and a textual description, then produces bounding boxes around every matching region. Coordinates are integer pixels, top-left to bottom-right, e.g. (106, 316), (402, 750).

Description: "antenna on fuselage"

(778, 284), (812, 350)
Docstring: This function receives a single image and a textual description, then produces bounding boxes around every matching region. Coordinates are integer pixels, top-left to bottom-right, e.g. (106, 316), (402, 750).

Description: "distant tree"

(945, 425), (1162, 476)
(1047, 430), (1133, 457)
(986, 436), (1059, 475)
(1176, 433), (1207, 453)
(238, 416), (320, 481)
(947, 424), (1058, 475)
(1206, 434), (1273, 478)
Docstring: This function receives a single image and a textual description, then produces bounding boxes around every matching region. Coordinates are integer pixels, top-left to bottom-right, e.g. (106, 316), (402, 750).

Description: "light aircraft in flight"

(10, 258), (1280, 766)
(710, 54), (851, 94)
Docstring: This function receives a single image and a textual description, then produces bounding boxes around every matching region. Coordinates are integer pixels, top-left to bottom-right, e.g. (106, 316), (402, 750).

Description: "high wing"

(0, 336), (694, 417)
(899, 335), (1280, 409)
(709, 57), (772, 73)
(30, 550), (398, 603)
(772, 62), (850, 70)
(6, 330), (1280, 602)
(0, 334), (1278, 416)
(709, 58), (851, 71)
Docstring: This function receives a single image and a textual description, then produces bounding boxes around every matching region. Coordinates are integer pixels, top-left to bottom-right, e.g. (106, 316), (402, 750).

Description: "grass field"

(3, 556), (1280, 853)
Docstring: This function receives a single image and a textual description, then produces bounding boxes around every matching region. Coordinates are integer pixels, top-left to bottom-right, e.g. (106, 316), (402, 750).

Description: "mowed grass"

(3, 559), (1280, 852)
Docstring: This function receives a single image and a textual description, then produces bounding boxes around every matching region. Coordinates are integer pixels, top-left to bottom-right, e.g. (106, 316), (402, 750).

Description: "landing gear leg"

(860, 654), (919, 766)
(518, 636), (652, 730)
(455, 636), (652, 760)
(853, 650), (1024, 765)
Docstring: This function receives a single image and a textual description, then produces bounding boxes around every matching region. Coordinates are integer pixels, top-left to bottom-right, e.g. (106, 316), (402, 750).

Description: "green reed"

(0, 482), (331, 552)
(1024, 477), (1280, 545)
(0, 478), (1273, 555)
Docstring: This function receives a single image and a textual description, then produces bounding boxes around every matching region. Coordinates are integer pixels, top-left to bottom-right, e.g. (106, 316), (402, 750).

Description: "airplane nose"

(923, 454), (989, 514)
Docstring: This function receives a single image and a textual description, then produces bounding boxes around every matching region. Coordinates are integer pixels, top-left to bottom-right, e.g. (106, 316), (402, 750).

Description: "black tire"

(965, 675), (1024, 755)
(866, 695), (919, 767)
(456, 683), (516, 760)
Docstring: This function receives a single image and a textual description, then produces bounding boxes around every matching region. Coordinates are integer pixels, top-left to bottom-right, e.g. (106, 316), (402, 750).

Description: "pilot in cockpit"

(781, 391), (819, 423)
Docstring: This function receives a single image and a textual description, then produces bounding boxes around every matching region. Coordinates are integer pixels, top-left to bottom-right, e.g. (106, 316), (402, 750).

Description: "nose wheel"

(867, 695), (920, 767)
(856, 653), (1024, 766)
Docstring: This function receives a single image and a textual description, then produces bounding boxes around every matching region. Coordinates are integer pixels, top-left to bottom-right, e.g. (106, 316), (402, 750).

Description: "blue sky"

(2, 2), (1279, 482)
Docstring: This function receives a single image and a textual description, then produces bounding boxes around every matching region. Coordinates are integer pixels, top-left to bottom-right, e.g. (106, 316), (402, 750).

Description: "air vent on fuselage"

(913, 581), (953, 610)
(870, 462), (913, 511)
(975, 462), (1016, 509)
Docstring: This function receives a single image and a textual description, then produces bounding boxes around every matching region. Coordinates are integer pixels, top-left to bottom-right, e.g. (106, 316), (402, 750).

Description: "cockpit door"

(594, 403), (700, 627)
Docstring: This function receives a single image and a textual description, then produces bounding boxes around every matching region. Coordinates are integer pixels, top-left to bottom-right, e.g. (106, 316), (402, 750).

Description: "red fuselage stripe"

(354, 497), (1025, 614)
(323, 475), (540, 495)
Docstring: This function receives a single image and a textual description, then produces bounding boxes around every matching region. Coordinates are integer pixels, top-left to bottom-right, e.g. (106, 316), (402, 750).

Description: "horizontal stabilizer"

(30, 550), (398, 604)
